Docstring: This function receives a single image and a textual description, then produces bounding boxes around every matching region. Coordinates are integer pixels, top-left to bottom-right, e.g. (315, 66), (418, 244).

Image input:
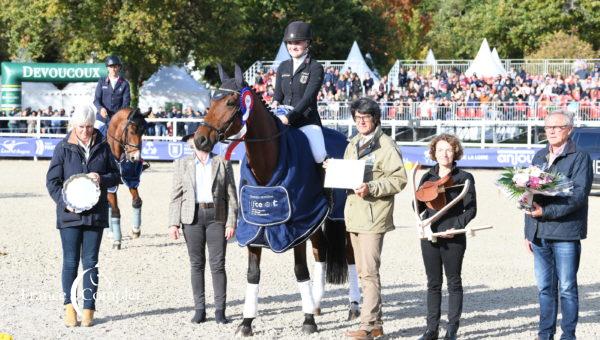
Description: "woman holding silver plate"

(46, 106), (120, 327)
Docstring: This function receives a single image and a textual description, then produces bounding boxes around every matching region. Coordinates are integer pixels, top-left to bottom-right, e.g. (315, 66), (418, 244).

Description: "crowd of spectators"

(252, 63), (600, 120)
(0, 105), (206, 136)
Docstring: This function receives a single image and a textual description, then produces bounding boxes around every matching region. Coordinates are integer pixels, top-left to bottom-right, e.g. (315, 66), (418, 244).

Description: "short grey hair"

(545, 109), (573, 126)
(70, 106), (95, 126)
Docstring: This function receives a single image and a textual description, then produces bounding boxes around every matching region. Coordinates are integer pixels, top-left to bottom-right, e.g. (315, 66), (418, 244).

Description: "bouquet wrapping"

(496, 165), (573, 210)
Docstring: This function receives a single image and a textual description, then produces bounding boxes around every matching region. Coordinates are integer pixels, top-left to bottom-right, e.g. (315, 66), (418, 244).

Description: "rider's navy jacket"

(274, 54), (324, 128)
(46, 129), (120, 229)
(93, 76), (131, 120)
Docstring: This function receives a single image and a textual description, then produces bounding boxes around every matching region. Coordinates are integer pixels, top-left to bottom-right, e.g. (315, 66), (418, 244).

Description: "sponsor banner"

(0, 137), (544, 167)
(400, 146), (543, 168)
(0, 137), (246, 161)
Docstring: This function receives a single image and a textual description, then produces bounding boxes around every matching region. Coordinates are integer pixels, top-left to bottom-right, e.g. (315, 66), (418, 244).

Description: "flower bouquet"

(496, 165), (573, 211)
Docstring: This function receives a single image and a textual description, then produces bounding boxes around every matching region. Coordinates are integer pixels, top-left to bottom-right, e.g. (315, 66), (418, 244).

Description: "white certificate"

(324, 159), (366, 189)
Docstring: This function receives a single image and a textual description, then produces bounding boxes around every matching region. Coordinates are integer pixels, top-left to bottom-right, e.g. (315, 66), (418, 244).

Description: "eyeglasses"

(544, 125), (570, 132)
(354, 115), (372, 122)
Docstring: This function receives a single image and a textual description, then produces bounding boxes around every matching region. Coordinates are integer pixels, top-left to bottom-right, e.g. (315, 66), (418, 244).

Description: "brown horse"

(193, 65), (358, 337)
(105, 107), (148, 250)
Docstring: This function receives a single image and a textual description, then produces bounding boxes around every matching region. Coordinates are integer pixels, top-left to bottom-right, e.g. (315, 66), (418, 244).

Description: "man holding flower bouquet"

(524, 110), (593, 340)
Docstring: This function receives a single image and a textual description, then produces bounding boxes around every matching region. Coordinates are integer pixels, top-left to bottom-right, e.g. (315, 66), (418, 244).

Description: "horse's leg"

(346, 231), (361, 320)
(309, 230), (327, 315)
(294, 242), (318, 334)
(107, 191), (122, 250)
(235, 246), (262, 337)
(129, 187), (142, 238)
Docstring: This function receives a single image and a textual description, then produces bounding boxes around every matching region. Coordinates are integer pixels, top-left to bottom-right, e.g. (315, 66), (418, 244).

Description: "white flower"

(528, 166), (543, 178)
(513, 173), (529, 187)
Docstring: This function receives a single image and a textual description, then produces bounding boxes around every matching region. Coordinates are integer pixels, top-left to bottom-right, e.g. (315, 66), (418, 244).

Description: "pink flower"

(529, 176), (541, 189)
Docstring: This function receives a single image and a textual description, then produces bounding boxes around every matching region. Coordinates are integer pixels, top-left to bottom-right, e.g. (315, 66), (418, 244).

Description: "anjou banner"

(0, 62), (108, 111)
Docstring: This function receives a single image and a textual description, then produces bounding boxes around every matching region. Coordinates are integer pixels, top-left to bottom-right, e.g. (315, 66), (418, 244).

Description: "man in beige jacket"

(342, 97), (407, 339)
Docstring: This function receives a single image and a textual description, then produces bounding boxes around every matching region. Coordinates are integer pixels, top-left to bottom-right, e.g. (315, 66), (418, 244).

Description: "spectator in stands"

(363, 72), (374, 95)
(154, 107), (168, 137)
(350, 73), (363, 99)
(145, 107), (155, 136)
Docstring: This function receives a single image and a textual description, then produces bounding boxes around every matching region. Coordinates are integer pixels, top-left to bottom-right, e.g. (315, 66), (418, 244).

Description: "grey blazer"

(168, 155), (238, 228)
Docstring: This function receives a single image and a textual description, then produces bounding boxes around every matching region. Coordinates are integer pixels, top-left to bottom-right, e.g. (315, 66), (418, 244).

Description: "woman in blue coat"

(46, 106), (120, 327)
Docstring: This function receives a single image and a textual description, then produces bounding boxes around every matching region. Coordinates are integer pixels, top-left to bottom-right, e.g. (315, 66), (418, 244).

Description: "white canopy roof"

(21, 82), (62, 110)
(341, 41), (380, 82)
(425, 49), (437, 65)
(491, 48), (504, 71)
(138, 66), (210, 112)
(465, 39), (506, 78)
(271, 41), (290, 71)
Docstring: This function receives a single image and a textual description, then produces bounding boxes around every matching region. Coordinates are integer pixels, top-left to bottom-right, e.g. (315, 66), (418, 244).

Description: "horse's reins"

(200, 87), (288, 143)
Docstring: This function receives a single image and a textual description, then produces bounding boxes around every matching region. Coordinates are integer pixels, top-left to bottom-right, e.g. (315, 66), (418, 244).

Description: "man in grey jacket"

(524, 110), (592, 340)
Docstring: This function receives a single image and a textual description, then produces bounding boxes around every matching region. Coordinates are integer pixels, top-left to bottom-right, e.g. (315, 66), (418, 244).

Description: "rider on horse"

(94, 55), (131, 137)
(272, 21), (326, 165)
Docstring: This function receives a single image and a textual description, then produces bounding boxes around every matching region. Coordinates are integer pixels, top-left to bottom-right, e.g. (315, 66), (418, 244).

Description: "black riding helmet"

(283, 21), (312, 42)
(350, 97), (382, 126)
(105, 55), (122, 67)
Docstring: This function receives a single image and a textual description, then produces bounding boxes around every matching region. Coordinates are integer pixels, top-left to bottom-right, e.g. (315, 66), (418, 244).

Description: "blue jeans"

(60, 226), (104, 310)
(531, 238), (581, 340)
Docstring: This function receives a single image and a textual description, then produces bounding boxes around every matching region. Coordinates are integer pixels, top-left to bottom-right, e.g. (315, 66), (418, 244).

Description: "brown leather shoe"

(344, 329), (373, 340)
(64, 303), (78, 327)
(371, 327), (384, 337)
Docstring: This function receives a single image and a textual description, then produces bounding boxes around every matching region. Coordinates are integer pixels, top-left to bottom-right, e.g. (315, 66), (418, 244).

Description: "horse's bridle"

(198, 88), (242, 143)
(107, 111), (145, 153)
(200, 87), (288, 143)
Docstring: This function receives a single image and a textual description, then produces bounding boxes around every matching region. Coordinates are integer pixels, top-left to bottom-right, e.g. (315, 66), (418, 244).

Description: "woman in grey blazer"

(168, 138), (238, 324)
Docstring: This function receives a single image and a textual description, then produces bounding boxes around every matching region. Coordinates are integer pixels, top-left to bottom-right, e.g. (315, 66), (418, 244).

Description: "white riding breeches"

(299, 124), (327, 163)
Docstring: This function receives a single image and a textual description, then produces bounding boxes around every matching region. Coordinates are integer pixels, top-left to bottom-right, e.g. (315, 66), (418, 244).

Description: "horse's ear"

(234, 64), (245, 88)
(217, 64), (230, 82)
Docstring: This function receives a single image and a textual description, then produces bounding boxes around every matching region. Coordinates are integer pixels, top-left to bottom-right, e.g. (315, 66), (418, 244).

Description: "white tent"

(60, 82), (97, 113)
(271, 41), (290, 71)
(465, 39), (506, 78)
(21, 82), (62, 110)
(425, 49), (437, 65)
(491, 47), (504, 71)
(138, 66), (210, 112)
(340, 41), (380, 82)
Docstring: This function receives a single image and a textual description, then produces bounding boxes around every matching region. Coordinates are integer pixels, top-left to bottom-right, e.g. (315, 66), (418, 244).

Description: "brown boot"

(81, 309), (94, 327)
(64, 303), (78, 327)
(344, 329), (373, 340)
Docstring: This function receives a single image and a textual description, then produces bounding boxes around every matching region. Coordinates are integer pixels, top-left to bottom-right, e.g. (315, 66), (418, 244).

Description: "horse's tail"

(324, 219), (348, 284)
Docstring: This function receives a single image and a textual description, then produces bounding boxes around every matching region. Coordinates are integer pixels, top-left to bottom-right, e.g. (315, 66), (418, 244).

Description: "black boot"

(418, 328), (439, 340)
(443, 325), (458, 340)
(191, 309), (206, 323)
(215, 309), (229, 324)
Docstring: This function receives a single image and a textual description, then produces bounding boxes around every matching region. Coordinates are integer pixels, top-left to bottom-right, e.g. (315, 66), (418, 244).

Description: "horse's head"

(109, 108), (148, 162)
(191, 64), (246, 152)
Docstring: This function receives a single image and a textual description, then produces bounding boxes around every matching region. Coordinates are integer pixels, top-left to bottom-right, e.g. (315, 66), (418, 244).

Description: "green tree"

(526, 31), (598, 59)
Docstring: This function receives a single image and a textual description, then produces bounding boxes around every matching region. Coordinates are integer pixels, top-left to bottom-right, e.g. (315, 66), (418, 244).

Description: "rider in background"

(94, 55), (131, 137)
(272, 20), (326, 164)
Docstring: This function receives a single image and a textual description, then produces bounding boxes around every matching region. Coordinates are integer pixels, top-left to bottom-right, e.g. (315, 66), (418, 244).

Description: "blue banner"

(0, 137), (543, 168)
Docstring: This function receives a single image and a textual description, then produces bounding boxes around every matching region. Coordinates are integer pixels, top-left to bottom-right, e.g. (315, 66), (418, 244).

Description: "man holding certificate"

(336, 97), (407, 339)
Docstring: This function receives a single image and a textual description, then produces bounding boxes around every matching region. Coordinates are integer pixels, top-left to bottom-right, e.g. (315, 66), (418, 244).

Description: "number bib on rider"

(240, 185), (291, 226)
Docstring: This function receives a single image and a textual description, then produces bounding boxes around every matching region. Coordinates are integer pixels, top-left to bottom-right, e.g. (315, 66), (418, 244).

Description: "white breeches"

(299, 124), (327, 163)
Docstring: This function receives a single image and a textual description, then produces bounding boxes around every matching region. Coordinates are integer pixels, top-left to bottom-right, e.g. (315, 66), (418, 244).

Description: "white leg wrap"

(312, 262), (326, 307)
(298, 280), (316, 314)
(243, 283), (259, 318)
(348, 264), (361, 303)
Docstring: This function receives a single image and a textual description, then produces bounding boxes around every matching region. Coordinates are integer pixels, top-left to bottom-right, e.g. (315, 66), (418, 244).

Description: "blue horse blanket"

(237, 124), (329, 253)
(322, 127), (348, 221)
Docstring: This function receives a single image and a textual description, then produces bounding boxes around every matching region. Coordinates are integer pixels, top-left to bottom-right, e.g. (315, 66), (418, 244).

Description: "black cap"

(283, 21), (312, 42)
(105, 55), (122, 66)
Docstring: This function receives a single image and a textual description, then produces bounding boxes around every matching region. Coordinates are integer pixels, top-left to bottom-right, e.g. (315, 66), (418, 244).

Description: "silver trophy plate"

(62, 174), (101, 213)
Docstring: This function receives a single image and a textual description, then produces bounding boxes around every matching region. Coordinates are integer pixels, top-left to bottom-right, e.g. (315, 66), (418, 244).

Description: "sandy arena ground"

(0, 159), (598, 339)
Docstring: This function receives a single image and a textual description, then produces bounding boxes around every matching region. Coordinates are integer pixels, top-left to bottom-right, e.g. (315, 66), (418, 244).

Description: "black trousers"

(420, 236), (466, 330)
(183, 205), (227, 311)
